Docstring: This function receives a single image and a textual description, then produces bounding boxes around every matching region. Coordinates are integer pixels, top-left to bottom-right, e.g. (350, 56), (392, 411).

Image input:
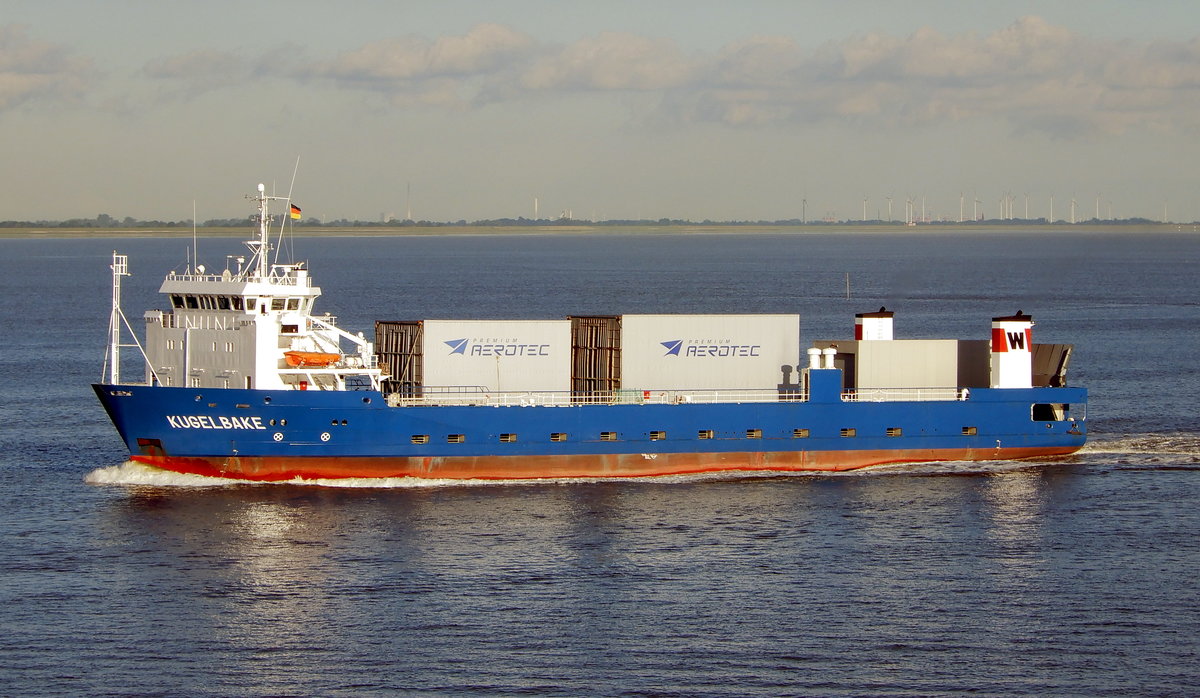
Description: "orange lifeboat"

(284, 351), (341, 367)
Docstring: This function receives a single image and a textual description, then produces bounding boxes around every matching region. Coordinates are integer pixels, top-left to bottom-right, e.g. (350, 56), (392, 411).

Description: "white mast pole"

(109, 251), (130, 384)
(256, 183), (269, 278)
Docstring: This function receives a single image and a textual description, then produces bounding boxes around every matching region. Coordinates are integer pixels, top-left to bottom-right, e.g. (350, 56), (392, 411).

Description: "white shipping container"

(819, 339), (961, 389)
(620, 314), (801, 390)
(421, 320), (572, 392)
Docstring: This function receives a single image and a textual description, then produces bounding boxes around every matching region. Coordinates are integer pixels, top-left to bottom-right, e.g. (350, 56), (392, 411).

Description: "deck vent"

(793, 428), (810, 438)
(411, 434), (429, 444)
(886, 427), (903, 437)
(550, 432), (568, 442)
(962, 426), (978, 436)
(500, 433), (518, 443)
(447, 434), (465, 443)
(840, 428), (857, 437)
(600, 431), (618, 441)
(746, 429), (762, 439)
(649, 430), (666, 441)
(698, 429), (714, 440)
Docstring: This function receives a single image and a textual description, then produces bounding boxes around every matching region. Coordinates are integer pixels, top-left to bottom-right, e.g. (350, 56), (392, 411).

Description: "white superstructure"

(140, 184), (381, 391)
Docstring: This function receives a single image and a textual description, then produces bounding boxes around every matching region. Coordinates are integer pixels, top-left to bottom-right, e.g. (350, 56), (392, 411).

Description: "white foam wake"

(1080, 433), (1200, 457)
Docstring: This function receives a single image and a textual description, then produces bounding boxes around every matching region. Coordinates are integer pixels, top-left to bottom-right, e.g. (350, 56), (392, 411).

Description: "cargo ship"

(93, 184), (1087, 481)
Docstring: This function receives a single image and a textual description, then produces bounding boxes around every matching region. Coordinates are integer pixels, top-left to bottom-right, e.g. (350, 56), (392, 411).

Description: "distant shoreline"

(0, 223), (1194, 239)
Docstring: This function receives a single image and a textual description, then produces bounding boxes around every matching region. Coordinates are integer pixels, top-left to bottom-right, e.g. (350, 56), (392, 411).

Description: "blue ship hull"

(93, 382), (1087, 481)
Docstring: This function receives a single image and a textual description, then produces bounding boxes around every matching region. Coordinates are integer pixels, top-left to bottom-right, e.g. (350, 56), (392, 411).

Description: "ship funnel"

(990, 311), (1033, 388)
(855, 306), (894, 340)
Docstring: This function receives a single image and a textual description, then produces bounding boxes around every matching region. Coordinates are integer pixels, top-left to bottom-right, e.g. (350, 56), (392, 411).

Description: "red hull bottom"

(130, 446), (1083, 482)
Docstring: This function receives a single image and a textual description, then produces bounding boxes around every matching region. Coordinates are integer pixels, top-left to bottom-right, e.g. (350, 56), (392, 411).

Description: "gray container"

(421, 319), (572, 392)
(620, 314), (800, 390)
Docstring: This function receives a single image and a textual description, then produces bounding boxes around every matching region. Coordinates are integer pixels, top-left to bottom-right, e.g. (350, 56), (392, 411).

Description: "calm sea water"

(1, 230), (1198, 696)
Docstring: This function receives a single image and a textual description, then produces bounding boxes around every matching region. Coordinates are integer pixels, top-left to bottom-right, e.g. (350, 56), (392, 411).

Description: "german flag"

(289, 203), (302, 220)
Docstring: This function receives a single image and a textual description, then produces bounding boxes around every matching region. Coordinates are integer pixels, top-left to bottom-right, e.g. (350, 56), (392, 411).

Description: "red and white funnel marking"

(990, 311), (1033, 388)
(855, 307), (894, 340)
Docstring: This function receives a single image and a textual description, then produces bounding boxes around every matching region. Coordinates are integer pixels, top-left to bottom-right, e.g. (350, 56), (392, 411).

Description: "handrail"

(385, 386), (970, 407)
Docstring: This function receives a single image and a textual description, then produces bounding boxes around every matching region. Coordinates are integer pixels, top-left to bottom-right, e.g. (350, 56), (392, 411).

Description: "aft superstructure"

(137, 183), (381, 392)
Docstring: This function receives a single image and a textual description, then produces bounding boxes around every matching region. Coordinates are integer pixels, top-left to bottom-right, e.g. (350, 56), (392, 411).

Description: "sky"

(3, 1), (1200, 223)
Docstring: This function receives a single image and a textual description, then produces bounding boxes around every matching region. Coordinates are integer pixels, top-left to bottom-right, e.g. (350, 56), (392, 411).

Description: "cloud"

(520, 33), (696, 91)
(0, 24), (92, 111)
(143, 49), (246, 93)
(134, 17), (1200, 137)
(679, 16), (1200, 136)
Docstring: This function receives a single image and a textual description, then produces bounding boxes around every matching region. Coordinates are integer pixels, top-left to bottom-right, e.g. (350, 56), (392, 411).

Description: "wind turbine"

(1070, 197), (1077, 224)
(1050, 195), (1054, 223)
(802, 198), (807, 224)
(1095, 193), (1101, 221)
(959, 192), (964, 223)
(973, 196), (982, 222)
(1024, 193), (1029, 220)
(863, 196), (868, 222)
(886, 195), (893, 223)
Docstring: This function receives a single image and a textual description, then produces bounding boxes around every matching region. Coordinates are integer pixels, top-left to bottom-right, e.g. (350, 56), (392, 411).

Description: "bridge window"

(271, 298), (286, 311)
(170, 295), (184, 308)
(232, 296), (244, 311)
(217, 296), (231, 310)
(185, 295), (199, 309)
(287, 298), (300, 311)
(246, 298), (257, 311)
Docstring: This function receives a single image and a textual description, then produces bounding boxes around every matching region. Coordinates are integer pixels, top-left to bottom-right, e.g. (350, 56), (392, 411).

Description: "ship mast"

(107, 252), (130, 383)
(245, 182), (272, 279)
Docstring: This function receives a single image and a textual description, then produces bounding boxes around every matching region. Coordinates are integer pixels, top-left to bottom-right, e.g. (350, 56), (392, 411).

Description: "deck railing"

(385, 386), (967, 407)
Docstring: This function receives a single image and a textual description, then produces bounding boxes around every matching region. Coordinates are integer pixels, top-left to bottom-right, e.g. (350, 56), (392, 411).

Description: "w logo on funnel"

(661, 340), (683, 356)
(444, 338), (469, 355)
